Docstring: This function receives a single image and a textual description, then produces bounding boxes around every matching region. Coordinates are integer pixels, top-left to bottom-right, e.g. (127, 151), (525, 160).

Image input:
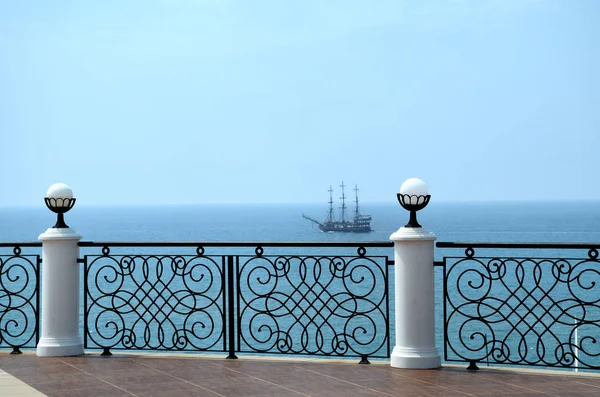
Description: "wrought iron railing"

(80, 241), (393, 363)
(0, 243), (41, 353)
(82, 245), (226, 354)
(5, 237), (600, 372)
(436, 242), (600, 370)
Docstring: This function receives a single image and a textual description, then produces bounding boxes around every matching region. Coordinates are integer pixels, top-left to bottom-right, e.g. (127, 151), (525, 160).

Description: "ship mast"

(354, 184), (360, 219)
(339, 181), (347, 223)
(326, 185), (334, 223)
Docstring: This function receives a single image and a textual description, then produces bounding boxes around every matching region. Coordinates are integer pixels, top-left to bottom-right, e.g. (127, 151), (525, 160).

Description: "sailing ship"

(302, 182), (372, 233)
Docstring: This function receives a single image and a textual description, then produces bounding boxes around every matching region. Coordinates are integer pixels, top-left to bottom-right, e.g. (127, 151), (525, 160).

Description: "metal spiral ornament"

(237, 253), (390, 359)
(0, 248), (40, 352)
(443, 249), (600, 369)
(84, 251), (225, 352)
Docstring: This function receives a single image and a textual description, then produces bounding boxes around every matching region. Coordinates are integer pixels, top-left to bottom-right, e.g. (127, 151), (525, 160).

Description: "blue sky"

(1, 0), (598, 206)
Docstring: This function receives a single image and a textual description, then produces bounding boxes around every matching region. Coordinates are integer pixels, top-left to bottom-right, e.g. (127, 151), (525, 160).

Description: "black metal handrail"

(0, 241), (393, 248)
(0, 242), (42, 247)
(437, 242), (600, 249)
(79, 241), (394, 247)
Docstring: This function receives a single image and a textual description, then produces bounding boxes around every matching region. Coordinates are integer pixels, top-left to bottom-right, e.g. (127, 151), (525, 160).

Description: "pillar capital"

(38, 227), (82, 241)
(390, 227), (436, 242)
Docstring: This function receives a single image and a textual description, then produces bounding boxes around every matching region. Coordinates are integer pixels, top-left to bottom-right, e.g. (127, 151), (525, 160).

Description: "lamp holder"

(44, 197), (76, 228)
(397, 194), (430, 228)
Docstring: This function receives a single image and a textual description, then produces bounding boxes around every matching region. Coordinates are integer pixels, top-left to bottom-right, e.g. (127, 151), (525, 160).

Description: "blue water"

(1, 201), (600, 365)
(3, 201), (600, 245)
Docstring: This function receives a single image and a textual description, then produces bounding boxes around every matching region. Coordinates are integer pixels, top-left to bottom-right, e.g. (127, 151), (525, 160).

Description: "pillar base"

(390, 346), (441, 369)
(37, 336), (84, 357)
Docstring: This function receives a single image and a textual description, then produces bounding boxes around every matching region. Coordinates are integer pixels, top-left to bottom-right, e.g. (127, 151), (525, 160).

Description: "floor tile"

(4, 353), (600, 397)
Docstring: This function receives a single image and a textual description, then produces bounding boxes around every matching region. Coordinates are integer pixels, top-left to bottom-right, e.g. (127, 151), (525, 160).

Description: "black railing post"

(83, 255), (88, 351)
(441, 259), (448, 363)
(226, 255), (238, 359)
(36, 255), (41, 345)
(467, 361), (479, 371)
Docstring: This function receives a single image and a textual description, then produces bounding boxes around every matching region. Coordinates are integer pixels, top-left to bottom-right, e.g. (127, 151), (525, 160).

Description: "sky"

(0, 0), (598, 206)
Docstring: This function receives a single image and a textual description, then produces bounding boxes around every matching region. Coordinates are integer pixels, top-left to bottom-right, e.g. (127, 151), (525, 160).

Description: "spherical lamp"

(44, 183), (76, 228)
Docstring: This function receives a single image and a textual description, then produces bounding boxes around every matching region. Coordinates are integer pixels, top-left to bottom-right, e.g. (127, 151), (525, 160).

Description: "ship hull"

(318, 223), (371, 233)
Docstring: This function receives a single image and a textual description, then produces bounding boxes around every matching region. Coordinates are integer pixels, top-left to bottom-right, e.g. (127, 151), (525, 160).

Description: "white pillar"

(37, 227), (83, 356)
(390, 226), (440, 368)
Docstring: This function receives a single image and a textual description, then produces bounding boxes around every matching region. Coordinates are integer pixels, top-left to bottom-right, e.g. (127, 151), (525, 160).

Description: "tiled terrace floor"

(1, 353), (600, 397)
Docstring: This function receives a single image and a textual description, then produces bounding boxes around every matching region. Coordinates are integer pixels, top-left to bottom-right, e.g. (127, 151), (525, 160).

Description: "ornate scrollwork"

(0, 252), (39, 350)
(85, 253), (225, 352)
(237, 254), (389, 359)
(445, 255), (600, 369)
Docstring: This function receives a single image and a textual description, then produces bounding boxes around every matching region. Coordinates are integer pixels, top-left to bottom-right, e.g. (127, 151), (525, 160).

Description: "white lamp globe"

(46, 183), (73, 207)
(47, 183), (73, 199)
(400, 178), (428, 205)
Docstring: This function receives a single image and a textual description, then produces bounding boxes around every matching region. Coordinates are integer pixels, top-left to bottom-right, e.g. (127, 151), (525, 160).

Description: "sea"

(3, 201), (600, 244)
(1, 201), (600, 366)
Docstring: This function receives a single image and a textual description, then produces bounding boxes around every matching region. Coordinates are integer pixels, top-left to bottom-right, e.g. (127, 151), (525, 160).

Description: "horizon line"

(1, 198), (600, 209)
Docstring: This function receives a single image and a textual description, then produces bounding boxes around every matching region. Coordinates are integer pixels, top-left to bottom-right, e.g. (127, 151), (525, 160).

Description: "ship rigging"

(302, 182), (372, 233)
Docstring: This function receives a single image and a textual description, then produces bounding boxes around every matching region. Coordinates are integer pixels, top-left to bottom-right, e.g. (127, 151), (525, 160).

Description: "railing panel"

(236, 248), (390, 360)
(440, 244), (600, 370)
(0, 245), (40, 352)
(81, 242), (392, 361)
(84, 246), (226, 352)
